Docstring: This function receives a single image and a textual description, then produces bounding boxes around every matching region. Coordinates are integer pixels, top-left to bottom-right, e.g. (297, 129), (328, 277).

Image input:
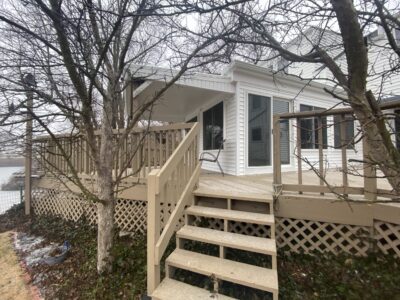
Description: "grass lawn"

(1, 205), (399, 299)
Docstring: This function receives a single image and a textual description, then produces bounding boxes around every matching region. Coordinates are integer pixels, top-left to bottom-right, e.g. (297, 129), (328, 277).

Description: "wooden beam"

(340, 114), (349, 193)
(282, 183), (365, 195)
(277, 100), (400, 119)
(363, 138), (377, 201)
(272, 115), (282, 185)
(296, 118), (302, 194)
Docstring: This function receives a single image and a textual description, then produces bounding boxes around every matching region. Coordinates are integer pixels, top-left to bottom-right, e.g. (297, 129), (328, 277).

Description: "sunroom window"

(299, 104), (327, 149)
(203, 102), (223, 150)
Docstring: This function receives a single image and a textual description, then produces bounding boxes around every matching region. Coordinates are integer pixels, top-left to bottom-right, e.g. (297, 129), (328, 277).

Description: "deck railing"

(273, 101), (400, 200)
(147, 122), (200, 294)
(34, 123), (193, 180)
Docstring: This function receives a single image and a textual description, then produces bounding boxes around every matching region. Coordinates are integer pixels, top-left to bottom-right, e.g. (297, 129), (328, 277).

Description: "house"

(264, 25), (400, 98)
(31, 29), (400, 300)
(125, 60), (362, 176)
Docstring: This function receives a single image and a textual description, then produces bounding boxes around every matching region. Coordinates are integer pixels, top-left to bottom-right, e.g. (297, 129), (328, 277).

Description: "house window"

(251, 127), (262, 141)
(203, 102), (223, 150)
(252, 97), (261, 110)
(299, 104), (327, 149)
(333, 115), (355, 149)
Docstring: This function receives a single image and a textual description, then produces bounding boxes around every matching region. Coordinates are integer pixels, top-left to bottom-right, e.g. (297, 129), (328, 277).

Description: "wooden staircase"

(151, 189), (279, 300)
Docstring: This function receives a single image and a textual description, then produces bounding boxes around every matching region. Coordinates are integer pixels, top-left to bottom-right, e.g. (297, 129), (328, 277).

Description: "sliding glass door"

(248, 94), (271, 166)
(248, 94), (290, 167)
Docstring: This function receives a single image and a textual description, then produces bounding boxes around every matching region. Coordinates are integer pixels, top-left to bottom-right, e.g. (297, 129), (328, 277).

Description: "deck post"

(273, 115), (282, 187)
(317, 117), (324, 196)
(363, 137), (377, 201)
(339, 114), (349, 195)
(296, 118), (303, 194)
(147, 170), (161, 294)
(24, 88), (33, 216)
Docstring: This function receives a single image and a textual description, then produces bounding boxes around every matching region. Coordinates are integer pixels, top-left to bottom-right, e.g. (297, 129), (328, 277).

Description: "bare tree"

(212, 0), (400, 194)
(0, 0), (248, 273)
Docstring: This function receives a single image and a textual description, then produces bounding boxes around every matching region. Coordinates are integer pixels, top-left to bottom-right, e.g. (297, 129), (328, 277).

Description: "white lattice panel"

(374, 220), (400, 257)
(276, 217), (371, 256)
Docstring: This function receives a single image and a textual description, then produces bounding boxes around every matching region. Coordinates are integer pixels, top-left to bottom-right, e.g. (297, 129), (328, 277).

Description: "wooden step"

(185, 206), (275, 225)
(177, 225), (276, 256)
(166, 249), (278, 294)
(152, 278), (237, 300)
(194, 188), (273, 203)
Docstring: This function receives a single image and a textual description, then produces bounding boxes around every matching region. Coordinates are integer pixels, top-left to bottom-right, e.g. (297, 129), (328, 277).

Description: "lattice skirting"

(374, 220), (400, 257)
(32, 188), (147, 234)
(276, 217), (371, 256)
(276, 217), (400, 258)
(32, 189), (400, 258)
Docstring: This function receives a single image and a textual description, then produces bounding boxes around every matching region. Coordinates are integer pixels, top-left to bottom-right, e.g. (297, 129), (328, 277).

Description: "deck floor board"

(199, 169), (392, 197)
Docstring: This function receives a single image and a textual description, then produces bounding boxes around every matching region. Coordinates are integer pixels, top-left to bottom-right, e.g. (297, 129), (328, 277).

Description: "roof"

(127, 64), (235, 94)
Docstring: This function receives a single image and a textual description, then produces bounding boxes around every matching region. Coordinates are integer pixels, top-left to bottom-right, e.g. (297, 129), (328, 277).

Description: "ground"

(0, 232), (34, 300)
(0, 205), (399, 299)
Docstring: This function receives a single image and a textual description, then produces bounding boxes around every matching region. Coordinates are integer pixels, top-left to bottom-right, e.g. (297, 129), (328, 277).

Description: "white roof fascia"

(128, 64), (235, 94)
(224, 60), (344, 94)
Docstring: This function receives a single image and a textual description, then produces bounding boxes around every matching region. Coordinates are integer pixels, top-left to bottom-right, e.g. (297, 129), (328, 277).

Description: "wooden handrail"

(146, 122), (200, 294)
(34, 122), (194, 141)
(272, 102), (399, 200)
(34, 123), (193, 179)
(276, 100), (400, 119)
(156, 122), (200, 191)
(155, 163), (201, 261)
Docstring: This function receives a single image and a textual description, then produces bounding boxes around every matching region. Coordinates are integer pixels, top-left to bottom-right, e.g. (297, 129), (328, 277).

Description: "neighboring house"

(125, 60), (362, 176)
(263, 26), (400, 98)
(263, 25), (400, 146)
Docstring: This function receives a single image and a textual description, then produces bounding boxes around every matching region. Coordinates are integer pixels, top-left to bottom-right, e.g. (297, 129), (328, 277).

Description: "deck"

(199, 169), (393, 198)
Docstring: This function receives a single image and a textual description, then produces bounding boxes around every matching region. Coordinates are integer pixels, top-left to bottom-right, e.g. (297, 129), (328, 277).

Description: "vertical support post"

(20, 186), (24, 204)
(340, 114), (349, 195)
(24, 89), (33, 215)
(147, 170), (161, 294)
(296, 118), (303, 194)
(125, 79), (133, 121)
(317, 117), (324, 195)
(273, 115), (282, 186)
(363, 137), (377, 201)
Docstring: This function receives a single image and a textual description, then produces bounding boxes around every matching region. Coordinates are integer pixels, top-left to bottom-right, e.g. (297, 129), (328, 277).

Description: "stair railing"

(147, 122), (200, 294)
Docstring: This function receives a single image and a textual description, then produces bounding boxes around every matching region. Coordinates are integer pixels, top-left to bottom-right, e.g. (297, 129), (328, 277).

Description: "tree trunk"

(97, 193), (115, 274)
(351, 93), (400, 192)
(331, 0), (400, 193)
(96, 96), (115, 274)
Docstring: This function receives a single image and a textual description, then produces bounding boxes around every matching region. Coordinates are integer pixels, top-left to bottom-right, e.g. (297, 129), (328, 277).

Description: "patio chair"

(199, 139), (226, 176)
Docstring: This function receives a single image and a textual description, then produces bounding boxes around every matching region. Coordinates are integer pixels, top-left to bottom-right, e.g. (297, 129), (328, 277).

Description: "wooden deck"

(199, 169), (393, 197)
